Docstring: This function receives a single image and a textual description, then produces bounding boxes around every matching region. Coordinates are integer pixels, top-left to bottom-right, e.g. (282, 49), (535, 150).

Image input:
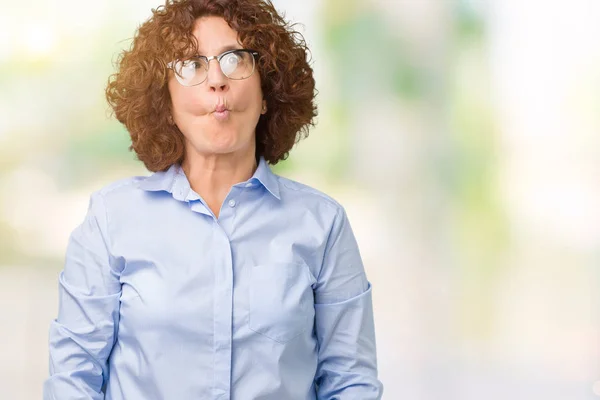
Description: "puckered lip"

(213, 102), (230, 113)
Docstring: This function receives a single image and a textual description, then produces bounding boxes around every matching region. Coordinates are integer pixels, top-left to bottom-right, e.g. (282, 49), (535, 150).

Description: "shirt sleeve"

(43, 192), (121, 400)
(313, 205), (384, 400)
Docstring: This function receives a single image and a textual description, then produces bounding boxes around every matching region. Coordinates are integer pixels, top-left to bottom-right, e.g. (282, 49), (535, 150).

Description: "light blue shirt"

(44, 156), (383, 399)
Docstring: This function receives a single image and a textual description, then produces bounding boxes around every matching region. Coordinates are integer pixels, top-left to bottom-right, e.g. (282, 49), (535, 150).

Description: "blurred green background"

(1, 0), (600, 399)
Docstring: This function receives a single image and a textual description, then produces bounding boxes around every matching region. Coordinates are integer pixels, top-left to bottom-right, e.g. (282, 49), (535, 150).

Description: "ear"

(261, 100), (267, 114)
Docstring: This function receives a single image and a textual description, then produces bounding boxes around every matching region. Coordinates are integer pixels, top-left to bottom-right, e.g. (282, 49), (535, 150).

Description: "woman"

(44, 0), (383, 399)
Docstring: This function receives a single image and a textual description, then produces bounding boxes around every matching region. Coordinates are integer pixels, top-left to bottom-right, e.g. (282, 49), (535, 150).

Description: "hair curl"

(105, 0), (317, 172)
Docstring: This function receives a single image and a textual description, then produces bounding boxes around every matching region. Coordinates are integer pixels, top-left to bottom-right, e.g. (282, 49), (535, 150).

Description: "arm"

(314, 206), (384, 400)
(43, 192), (121, 400)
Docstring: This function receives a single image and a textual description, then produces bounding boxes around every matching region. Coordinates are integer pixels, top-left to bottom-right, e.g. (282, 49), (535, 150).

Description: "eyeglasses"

(167, 49), (259, 87)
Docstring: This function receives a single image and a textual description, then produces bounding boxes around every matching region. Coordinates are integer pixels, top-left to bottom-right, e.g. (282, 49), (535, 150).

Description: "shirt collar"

(137, 155), (280, 200)
(252, 155), (281, 200)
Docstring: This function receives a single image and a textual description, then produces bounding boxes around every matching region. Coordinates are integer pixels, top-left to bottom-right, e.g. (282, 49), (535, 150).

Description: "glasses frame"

(167, 49), (260, 87)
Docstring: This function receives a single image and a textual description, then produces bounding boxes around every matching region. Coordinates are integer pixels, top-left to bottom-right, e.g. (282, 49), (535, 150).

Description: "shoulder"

(80, 175), (154, 233)
(275, 175), (345, 216)
(88, 175), (148, 208)
(98, 176), (145, 195)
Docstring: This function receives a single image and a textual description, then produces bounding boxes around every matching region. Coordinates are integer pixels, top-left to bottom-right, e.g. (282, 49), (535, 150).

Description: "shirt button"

(245, 182), (253, 187)
(228, 199), (236, 207)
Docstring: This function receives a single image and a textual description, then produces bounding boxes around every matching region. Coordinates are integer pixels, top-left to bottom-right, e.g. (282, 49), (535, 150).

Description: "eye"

(220, 52), (240, 76)
(182, 59), (205, 71)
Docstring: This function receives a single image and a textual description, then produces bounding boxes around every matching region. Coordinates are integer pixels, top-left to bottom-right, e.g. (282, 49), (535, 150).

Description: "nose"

(206, 59), (229, 92)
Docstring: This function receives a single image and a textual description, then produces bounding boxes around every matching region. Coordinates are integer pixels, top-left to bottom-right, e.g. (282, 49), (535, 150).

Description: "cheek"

(176, 95), (203, 114)
(169, 81), (204, 114)
(236, 96), (261, 113)
(235, 82), (263, 113)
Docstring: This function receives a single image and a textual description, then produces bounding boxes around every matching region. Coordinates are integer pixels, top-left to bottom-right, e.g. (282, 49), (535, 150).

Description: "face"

(168, 16), (265, 161)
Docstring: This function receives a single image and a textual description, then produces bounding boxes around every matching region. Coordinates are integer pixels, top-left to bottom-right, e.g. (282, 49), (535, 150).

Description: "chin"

(185, 125), (253, 153)
(207, 136), (247, 154)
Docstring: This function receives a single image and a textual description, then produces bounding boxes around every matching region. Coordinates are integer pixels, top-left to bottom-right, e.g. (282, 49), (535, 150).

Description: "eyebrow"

(196, 44), (242, 57)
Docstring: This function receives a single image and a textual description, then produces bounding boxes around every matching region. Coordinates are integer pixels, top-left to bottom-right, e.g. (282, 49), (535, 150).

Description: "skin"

(168, 16), (267, 218)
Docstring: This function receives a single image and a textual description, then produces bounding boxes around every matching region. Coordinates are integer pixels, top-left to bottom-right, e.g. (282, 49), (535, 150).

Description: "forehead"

(192, 16), (241, 53)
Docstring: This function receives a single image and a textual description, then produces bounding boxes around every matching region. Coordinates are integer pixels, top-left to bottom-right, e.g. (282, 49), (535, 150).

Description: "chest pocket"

(248, 262), (315, 344)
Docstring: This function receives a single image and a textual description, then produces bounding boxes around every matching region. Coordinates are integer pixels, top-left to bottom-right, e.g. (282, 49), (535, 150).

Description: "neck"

(181, 150), (258, 200)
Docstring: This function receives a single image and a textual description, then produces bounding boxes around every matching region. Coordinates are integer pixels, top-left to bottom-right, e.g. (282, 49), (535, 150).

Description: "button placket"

(211, 223), (233, 399)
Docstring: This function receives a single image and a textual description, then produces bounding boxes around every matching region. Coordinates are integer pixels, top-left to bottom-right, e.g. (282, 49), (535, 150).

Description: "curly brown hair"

(105, 0), (317, 172)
